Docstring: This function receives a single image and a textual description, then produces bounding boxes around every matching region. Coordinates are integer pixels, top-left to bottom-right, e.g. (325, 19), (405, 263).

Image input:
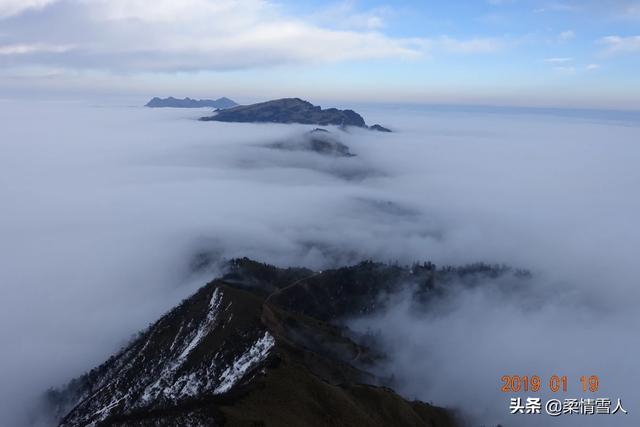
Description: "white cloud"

(0, 0), (58, 19)
(543, 58), (601, 74)
(543, 57), (576, 74)
(85, 0), (254, 24)
(311, 1), (390, 30)
(0, 0), (424, 71)
(543, 57), (573, 63)
(0, 43), (73, 55)
(599, 35), (640, 55)
(558, 30), (575, 41)
(0, 0), (509, 73)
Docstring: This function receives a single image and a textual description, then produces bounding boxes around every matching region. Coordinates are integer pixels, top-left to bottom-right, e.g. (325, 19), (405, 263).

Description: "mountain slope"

(45, 258), (526, 426)
(200, 98), (371, 128)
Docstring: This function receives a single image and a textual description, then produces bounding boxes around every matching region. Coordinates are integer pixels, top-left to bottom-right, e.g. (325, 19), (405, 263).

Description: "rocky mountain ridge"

(200, 98), (392, 131)
(44, 258), (529, 426)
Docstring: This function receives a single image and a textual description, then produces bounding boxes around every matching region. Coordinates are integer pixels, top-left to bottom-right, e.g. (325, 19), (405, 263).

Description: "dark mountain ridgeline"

(200, 98), (392, 131)
(45, 257), (529, 426)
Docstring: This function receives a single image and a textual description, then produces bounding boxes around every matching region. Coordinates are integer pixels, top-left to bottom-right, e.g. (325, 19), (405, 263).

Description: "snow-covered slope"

(52, 283), (275, 426)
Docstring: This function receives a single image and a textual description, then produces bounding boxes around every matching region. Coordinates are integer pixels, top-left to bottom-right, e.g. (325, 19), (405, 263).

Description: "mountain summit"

(200, 98), (391, 131)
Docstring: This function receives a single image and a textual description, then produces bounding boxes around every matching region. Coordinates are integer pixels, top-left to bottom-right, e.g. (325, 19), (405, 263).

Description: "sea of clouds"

(0, 99), (639, 426)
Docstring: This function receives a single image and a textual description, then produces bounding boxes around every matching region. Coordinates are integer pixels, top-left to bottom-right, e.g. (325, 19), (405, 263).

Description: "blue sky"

(0, 0), (639, 108)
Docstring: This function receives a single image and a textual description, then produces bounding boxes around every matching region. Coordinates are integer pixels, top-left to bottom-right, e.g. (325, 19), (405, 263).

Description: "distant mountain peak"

(370, 124), (392, 132)
(200, 98), (391, 131)
(145, 97), (238, 109)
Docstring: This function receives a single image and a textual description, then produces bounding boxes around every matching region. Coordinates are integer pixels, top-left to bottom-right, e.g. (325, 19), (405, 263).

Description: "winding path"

(264, 272), (323, 305)
(263, 271), (364, 364)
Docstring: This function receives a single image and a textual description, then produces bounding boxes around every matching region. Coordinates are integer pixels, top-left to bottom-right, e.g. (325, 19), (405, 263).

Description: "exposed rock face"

(200, 98), (368, 127)
(145, 97), (238, 109)
(267, 128), (355, 157)
(44, 258), (528, 426)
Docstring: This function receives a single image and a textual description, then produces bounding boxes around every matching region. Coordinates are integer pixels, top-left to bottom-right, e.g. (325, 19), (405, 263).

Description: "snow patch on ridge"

(177, 288), (223, 361)
(141, 287), (225, 403)
(214, 332), (275, 394)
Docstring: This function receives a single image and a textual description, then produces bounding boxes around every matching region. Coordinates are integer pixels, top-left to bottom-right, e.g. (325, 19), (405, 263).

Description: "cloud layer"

(600, 35), (640, 54)
(1, 99), (639, 425)
(0, 0), (57, 18)
(0, 0), (514, 74)
(0, 0), (424, 72)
